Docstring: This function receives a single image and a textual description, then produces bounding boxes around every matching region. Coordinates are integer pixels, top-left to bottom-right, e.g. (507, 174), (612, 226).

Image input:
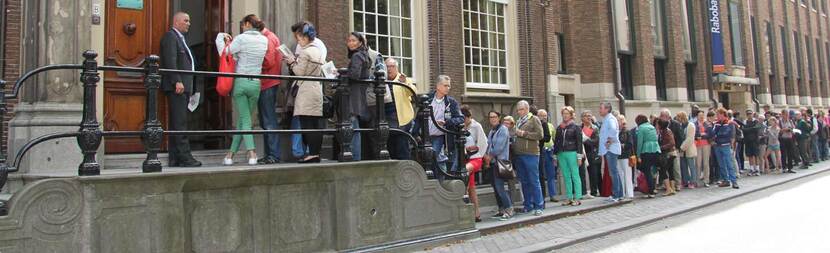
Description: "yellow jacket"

(391, 72), (417, 125)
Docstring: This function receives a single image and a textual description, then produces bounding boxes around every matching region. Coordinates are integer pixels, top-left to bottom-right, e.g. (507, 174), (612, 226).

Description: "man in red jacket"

(258, 27), (282, 164)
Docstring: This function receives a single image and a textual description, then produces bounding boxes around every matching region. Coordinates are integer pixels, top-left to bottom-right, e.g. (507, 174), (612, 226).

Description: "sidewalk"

(419, 162), (830, 253)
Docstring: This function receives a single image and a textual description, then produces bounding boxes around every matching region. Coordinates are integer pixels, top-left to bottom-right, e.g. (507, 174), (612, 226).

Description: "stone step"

(103, 150), (230, 170)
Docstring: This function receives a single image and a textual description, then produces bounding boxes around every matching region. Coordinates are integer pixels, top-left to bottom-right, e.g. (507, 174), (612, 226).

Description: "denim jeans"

(542, 149), (557, 199)
(681, 157), (698, 185)
(431, 135), (448, 176)
(491, 160), (513, 211)
(258, 86), (280, 160)
(351, 116), (362, 161)
(516, 155), (543, 211)
(812, 136), (823, 161)
(605, 153), (623, 199)
(715, 145), (737, 184)
(290, 116), (307, 159)
(821, 138), (829, 159)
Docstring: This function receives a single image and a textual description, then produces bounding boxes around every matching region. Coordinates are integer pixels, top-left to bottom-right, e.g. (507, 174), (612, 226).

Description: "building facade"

(1, 0), (829, 183)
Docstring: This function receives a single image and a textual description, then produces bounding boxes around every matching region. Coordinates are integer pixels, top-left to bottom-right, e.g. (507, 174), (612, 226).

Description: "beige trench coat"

(290, 44), (324, 117)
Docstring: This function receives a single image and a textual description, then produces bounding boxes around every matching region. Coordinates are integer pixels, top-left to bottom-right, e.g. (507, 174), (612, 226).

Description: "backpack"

(367, 48), (387, 79)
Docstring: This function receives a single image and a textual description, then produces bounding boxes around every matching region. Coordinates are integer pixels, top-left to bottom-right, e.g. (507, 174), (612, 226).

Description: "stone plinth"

(0, 161), (476, 252)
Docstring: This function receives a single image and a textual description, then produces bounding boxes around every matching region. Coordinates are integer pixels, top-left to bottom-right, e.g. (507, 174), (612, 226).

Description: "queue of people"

(162, 13), (425, 166)
(161, 13), (829, 224)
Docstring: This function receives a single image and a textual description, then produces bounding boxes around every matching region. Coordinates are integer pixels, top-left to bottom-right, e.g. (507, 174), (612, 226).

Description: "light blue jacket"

(487, 124), (510, 161)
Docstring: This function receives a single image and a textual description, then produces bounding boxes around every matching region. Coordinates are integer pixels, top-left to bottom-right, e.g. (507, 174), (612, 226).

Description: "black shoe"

(732, 182), (740, 189)
(298, 156), (321, 163)
(168, 159), (179, 167)
(786, 170), (797, 174)
(257, 156), (280, 165)
(550, 198), (559, 203)
(179, 158), (202, 167)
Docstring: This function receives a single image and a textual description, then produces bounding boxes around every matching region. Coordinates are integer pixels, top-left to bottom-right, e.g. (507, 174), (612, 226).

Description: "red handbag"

(637, 172), (650, 194)
(216, 45), (235, 96)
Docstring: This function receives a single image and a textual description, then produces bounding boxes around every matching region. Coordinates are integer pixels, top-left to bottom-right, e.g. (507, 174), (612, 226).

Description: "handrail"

(1, 51), (468, 197)
(6, 64), (84, 99)
(12, 131), (80, 170)
(97, 65), (413, 86)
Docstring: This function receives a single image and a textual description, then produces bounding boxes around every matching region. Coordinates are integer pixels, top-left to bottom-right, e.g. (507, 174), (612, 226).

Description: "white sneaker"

(583, 194), (595, 199)
(223, 157), (233, 166)
(248, 157), (258, 165)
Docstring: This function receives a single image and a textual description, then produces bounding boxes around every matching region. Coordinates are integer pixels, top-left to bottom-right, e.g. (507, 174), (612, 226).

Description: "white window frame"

(462, 0), (519, 93)
(681, 0), (693, 61)
(614, 0), (633, 53)
(650, 0), (666, 58)
(349, 0), (430, 91)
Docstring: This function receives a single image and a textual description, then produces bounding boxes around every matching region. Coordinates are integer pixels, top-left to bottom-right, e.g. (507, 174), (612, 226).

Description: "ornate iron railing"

(0, 50), (470, 194)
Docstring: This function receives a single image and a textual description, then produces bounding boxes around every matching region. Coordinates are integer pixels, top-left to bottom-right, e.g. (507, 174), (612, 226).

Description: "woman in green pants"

(222, 15), (269, 166)
(553, 106), (584, 206)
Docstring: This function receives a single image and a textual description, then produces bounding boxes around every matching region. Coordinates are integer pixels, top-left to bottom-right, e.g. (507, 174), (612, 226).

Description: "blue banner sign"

(708, 0), (726, 73)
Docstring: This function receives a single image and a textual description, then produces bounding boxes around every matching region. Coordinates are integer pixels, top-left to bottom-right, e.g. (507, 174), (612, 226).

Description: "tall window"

(764, 22), (775, 74)
(353, 0), (414, 76)
(794, 32), (802, 79)
(817, 38), (825, 83)
(556, 33), (567, 73)
(655, 59), (667, 101)
(686, 64), (696, 101)
(614, 0), (634, 53)
(781, 26), (791, 78)
(620, 55), (634, 99)
(751, 17), (761, 76)
(463, 0), (508, 89)
(650, 0), (666, 57)
(825, 42), (830, 83)
(806, 36), (814, 80)
(728, 0), (745, 66)
(681, 0), (695, 62)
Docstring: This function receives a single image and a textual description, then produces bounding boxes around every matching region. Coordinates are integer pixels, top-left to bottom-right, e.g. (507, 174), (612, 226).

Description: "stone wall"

(0, 160), (476, 252)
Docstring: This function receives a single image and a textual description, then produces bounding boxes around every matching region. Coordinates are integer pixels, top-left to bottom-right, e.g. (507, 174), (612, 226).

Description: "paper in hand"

(188, 92), (201, 112)
(215, 33), (229, 55)
(321, 61), (337, 78)
(278, 44), (295, 62)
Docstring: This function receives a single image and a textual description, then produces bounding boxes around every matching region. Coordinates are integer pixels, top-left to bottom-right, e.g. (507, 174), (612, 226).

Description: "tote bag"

(216, 45), (235, 96)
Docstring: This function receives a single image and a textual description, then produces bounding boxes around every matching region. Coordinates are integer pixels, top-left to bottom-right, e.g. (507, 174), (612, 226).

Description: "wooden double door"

(103, 0), (231, 153)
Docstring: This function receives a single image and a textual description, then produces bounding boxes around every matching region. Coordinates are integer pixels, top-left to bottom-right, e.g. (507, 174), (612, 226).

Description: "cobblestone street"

(420, 162), (830, 253)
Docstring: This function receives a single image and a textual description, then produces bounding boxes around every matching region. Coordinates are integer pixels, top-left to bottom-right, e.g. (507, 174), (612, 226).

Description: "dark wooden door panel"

(104, 0), (168, 153)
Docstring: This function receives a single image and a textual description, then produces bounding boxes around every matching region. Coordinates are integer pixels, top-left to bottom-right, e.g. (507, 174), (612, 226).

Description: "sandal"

(571, 200), (581, 206)
(561, 200), (572, 206)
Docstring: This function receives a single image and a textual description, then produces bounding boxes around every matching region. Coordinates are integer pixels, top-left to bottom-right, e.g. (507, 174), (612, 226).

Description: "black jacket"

(553, 122), (583, 155)
(669, 119), (683, 150)
(346, 48), (371, 119)
(743, 119), (763, 144)
(539, 120), (551, 150)
(160, 29), (194, 94)
(582, 123), (600, 162)
(619, 128), (634, 158)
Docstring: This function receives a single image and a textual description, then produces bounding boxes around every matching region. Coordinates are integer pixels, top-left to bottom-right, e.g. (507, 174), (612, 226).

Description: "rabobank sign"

(708, 0), (726, 73)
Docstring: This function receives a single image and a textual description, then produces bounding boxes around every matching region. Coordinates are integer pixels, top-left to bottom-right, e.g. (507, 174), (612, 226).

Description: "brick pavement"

(418, 163), (830, 253)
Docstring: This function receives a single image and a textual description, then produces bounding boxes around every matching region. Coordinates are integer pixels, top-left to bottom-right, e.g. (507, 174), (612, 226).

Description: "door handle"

(123, 23), (137, 36)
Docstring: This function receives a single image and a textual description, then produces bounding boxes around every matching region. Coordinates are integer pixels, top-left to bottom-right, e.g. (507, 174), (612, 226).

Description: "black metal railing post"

(77, 50), (103, 176)
(454, 123), (469, 177)
(336, 68), (354, 162)
(0, 79), (8, 191)
(373, 71), (390, 160)
(415, 94), (434, 175)
(141, 55), (163, 173)
(0, 79), (6, 165)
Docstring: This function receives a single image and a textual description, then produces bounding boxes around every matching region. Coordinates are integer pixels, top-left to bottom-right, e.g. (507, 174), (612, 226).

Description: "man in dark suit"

(160, 12), (201, 167)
